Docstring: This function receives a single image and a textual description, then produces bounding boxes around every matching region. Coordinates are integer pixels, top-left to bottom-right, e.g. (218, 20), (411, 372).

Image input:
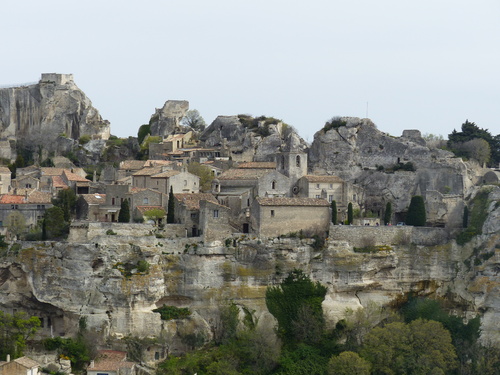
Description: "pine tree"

(384, 202), (392, 225)
(347, 202), (353, 225)
(167, 186), (175, 223)
(463, 206), (469, 228)
(118, 199), (130, 223)
(406, 196), (426, 226)
(331, 200), (337, 225)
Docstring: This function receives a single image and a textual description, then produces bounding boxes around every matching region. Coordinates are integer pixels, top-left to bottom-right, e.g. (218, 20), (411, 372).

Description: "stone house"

(250, 197), (330, 238)
(62, 170), (90, 194)
(0, 191), (52, 229)
(0, 167), (11, 194)
(129, 188), (167, 222)
(132, 167), (199, 195)
(0, 356), (40, 375)
(76, 193), (107, 221)
(12, 175), (39, 191)
(199, 200), (233, 243)
(174, 193), (218, 236)
(148, 132), (194, 159)
(297, 175), (347, 202)
(117, 160), (175, 180)
(213, 167), (290, 214)
(87, 350), (135, 375)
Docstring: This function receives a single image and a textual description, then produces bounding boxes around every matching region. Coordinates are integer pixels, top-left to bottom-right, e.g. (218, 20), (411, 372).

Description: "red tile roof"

(0, 195), (25, 204)
(52, 176), (69, 189)
(88, 350), (135, 372)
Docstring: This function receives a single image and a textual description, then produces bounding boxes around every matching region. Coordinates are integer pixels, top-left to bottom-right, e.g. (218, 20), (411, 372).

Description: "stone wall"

(329, 224), (449, 247)
(68, 221), (187, 242)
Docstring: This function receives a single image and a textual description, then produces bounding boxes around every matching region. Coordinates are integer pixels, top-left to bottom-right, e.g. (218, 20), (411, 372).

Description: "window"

(191, 213), (197, 219)
(143, 197), (149, 204)
(316, 184), (320, 189)
(272, 180), (276, 189)
(353, 194), (357, 201)
(112, 198), (115, 205)
(271, 210), (275, 217)
(281, 155), (285, 169)
(184, 180), (187, 186)
(328, 195), (333, 202)
(296, 155), (301, 167)
(213, 209), (219, 218)
(329, 184), (333, 189)
(315, 195), (321, 198)
(26, 184), (32, 188)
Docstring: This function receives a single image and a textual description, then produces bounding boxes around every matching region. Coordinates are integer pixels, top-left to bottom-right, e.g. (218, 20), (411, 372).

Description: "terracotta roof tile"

(174, 193), (218, 211)
(63, 170), (90, 182)
(238, 162), (276, 169)
(88, 350), (135, 372)
(26, 191), (52, 204)
(13, 357), (39, 369)
(132, 167), (163, 176)
(0, 195), (25, 204)
(41, 167), (66, 176)
(52, 176), (69, 189)
(152, 170), (180, 178)
(219, 168), (271, 180)
(256, 197), (330, 207)
(136, 206), (165, 214)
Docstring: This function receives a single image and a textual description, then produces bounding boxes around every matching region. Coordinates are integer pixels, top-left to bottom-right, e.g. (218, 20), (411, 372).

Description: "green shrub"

(106, 229), (117, 235)
(153, 305), (191, 320)
(79, 135), (91, 145)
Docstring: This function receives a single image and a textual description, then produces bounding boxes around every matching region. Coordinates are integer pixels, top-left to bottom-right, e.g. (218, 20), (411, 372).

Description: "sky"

(2, 0), (500, 143)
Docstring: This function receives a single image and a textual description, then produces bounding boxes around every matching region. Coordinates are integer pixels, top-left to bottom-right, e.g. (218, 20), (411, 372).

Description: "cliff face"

(200, 115), (308, 162)
(308, 118), (485, 226)
(0, 74), (110, 158)
(0, 186), (498, 348)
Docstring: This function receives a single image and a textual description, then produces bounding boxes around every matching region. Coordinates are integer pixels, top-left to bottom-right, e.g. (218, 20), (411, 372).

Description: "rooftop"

(256, 197), (330, 207)
(174, 193), (218, 210)
(219, 168), (271, 180)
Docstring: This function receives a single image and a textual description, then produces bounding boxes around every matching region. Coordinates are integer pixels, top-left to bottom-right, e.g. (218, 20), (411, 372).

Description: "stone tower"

(275, 133), (307, 192)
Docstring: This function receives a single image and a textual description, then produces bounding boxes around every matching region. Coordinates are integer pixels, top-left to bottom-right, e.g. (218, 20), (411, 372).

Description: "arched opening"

(272, 180), (276, 189)
(296, 155), (301, 167)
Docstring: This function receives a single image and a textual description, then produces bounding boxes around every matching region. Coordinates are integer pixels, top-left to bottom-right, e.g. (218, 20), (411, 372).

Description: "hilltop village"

(0, 74), (499, 374)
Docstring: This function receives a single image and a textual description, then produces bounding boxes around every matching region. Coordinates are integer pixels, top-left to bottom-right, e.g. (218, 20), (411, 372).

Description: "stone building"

(76, 193), (107, 221)
(250, 197), (330, 238)
(199, 200), (233, 243)
(132, 167), (199, 195)
(0, 167), (11, 194)
(0, 191), (52, 229)
(174, 193), (218, 237)
(87, 350), (135, 375)
(0, 356), (40, 375)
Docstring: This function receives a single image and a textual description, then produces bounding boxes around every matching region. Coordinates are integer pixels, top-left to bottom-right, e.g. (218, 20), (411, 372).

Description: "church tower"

(275, 133), (307, 192)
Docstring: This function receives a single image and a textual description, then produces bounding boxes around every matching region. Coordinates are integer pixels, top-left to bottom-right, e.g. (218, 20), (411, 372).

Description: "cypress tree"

(463, 206), (469, 228)
(167, 186), (175, 223)
(406, 196), (426, 226)
(331, 200), (337, 225)
(118, 199), (130, 223)
(347, 202), (353, 225)
(384, 201), (392, 225)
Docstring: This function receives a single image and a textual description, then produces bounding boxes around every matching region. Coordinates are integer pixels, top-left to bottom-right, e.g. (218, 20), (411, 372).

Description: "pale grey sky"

(2, 0), (500, 142)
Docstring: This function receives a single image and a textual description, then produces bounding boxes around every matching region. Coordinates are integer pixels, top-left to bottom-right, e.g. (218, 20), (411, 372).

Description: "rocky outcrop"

(200, 115), (308, 162)
(308, 117), (485, 226)
(0, 74), (110, 159)
(149, 100), (189, 137)
(0, 187), (498, 349)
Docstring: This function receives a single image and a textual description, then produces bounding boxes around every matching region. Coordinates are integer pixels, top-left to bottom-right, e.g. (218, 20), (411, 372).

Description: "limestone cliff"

(0, 187), (498, 351)
(0, 74), (110, 159)
(200, 115), (308, 162)
(308, 117), (486, 226)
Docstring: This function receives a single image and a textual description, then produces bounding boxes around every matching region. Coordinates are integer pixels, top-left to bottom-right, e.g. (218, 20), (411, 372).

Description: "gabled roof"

(26, 191), (52, 204)
(52, 176), (69, 189)
(256, 197), (330, 207)
(151, 170), (181, 178)
(80, 194), (106, 204)
(13, 357), (39, 369)
(218, 168), (271, 180)
(87, 350), (135, 372)
(302, 175), (344, 183)
(0, 167), (11, 174)
(63, 170), (90, 182)
(132, 167), (163, 176)
(144, 160), (174, 168)
(238, 162), (276, 169)
(0, 195), (25, 204)
(174, 193), (218, 211)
